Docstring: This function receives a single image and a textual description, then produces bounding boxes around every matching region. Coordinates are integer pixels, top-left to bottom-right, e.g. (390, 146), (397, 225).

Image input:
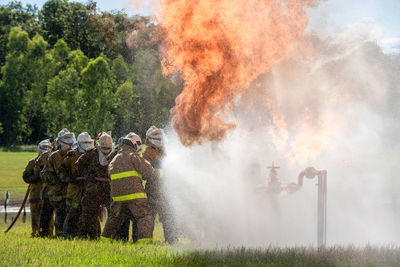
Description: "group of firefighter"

(22, 126), (177, 244)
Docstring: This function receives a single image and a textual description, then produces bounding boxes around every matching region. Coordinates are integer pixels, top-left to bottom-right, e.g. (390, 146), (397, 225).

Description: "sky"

(8, 0), (400, 53)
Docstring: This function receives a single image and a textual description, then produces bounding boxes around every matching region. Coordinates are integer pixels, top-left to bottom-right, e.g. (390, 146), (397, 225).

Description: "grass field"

(1, 222), (400, 266)
(0, 151), (37, 201)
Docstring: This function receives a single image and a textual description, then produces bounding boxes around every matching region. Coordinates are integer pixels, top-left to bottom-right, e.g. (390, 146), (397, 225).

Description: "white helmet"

(125, 132), (142, 152)
(98, 134), (113, 155)
(37, 139), (52, 155)
(145, 126), (164, 149)
(77, 132), (94, 153)
(56, 128), (76, 150)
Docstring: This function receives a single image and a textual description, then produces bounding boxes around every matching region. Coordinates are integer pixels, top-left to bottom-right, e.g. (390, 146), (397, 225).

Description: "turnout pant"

(80, 181), (111, 239)
(114, 216), (139, 242)
(30, 202), (40, 236)
(63, 182), (85, 237)
(38, 196), (55, 237)
(49, 198), (67, 236)
(46, 184), (67, 237)
(29, 182), (42, 236)
(102, 199), (154, 242)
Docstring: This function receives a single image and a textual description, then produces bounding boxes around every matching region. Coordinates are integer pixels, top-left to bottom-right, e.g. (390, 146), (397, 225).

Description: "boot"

(63, 207), (80, 238)
(30, 202), (41, 237)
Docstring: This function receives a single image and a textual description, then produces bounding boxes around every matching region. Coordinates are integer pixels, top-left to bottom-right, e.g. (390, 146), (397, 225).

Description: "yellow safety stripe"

(110, 171), (142, 181)
(112, 193), (147, 202)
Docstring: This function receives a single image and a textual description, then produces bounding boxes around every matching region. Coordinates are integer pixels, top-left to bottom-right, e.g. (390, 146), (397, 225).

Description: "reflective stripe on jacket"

(108, 145), (160, 202)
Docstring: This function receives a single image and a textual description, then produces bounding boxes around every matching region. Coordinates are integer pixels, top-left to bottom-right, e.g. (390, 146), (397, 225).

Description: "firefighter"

(143, 126), (178, 243)
(101, 132), (161, 243)
(40, 128), (75, 237)
(22, 139), (52, 236)
(36, 143), (54, 236)
(60, 132), (94, 238)
(108, 136), (135, 242)
(76, 133), (114, 239)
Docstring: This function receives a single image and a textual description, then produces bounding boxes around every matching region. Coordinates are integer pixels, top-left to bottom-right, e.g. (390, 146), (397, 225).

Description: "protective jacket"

(109, 144), (160, 202)
(41, 150), (69, 202)
(35, 152), (50, 182)
(76, 148), (109, 182)
(23, 156), (40, 184)
(23, 156), (43, 204)
(34, 151), (51, 197)
(142, 146), (163, 201)
(60, 149), (84, 208)
(59, 150), (83, 183)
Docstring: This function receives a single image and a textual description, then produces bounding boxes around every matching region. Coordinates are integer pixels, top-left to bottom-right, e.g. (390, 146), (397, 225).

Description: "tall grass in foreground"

(1, 223), (400, 266)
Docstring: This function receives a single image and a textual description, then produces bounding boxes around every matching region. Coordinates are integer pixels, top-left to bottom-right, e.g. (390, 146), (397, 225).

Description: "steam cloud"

(161, 26), (400, 246)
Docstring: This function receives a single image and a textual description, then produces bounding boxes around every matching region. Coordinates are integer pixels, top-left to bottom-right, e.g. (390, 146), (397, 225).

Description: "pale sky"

(7, 0), (400, 53)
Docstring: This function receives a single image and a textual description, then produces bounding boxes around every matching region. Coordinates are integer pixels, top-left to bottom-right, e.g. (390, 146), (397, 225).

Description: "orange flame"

(158, 0), (319, 146)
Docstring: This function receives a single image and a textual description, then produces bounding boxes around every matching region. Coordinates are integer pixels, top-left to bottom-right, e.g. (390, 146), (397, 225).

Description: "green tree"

(79, 55), (115, 135)
(67, 48), (89, 72)
(0, 3), (182, 145)
(0, 1), (40, 67)
(50, 38), (70, 72)
(112, 54), (129, 86)
(22, 33), (52, 143)
(39, 0), (68, 46)
(113, 81), (138, 138)
(0, 27), (30, 144)
(62, 1), (92, 53)
(45, 66), (82, 137)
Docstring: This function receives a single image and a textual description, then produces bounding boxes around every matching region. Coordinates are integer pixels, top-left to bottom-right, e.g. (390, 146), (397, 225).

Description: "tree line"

(0, 0), (182, 145)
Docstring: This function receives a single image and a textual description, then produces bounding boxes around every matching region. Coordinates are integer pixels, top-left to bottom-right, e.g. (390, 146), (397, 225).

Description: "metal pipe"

(296, 167), (327, 247)
(317, 170), (327, 247)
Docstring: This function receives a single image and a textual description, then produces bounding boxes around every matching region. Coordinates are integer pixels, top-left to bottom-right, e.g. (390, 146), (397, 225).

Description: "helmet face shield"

(38, 139), (52, 154)
(124, 132), (142, 152)
(99, 146), (112, 154)
(145, 126), (165, 149)
(58, 132), (76, 150)
(77, 132), (94, 153)
(98, 134), (113, 155)
(79, 140), (94, 152)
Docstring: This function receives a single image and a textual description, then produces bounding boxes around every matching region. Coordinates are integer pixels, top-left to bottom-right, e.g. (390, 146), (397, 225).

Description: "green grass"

(1, 222), (400, 266)
(0, 221), (181, 266)
(0, 151), (37, 200)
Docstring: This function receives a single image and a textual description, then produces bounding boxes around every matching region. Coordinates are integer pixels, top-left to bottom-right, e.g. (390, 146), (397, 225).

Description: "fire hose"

(4, 184), (31, 233)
